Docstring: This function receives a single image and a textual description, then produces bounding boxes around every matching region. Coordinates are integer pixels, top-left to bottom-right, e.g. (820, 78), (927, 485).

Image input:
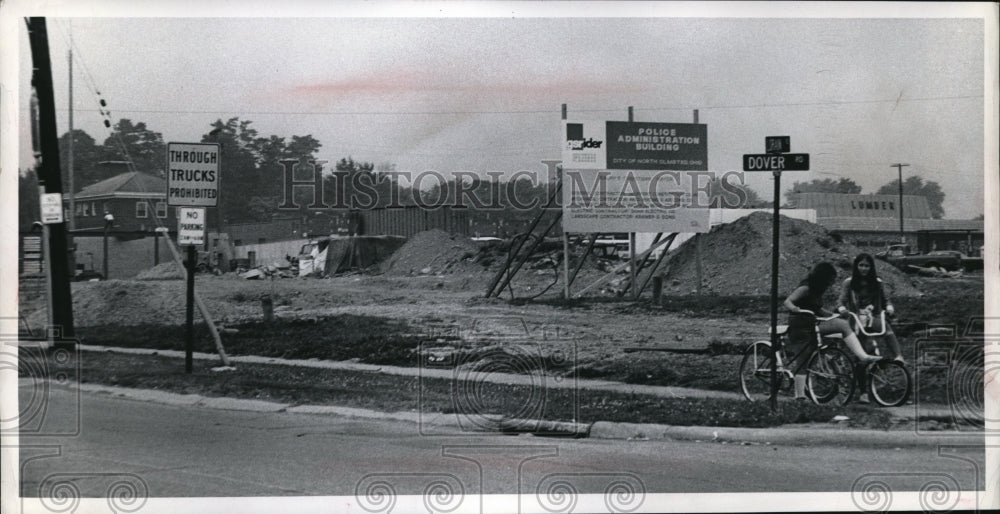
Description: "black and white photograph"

(2, 1), (997, 513)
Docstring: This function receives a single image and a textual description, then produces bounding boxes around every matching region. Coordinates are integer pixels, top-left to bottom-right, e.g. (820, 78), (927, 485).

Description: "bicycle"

(739, 310), (856, 406)
(842, 308), (912, 407)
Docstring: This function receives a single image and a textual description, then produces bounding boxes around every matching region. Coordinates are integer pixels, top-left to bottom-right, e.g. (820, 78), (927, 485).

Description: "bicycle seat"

(776, 325), (788, 335)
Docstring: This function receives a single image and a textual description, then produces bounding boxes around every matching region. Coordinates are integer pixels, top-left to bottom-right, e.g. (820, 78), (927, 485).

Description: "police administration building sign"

(167, 142), (220, 207)
(562, 120), (710, 233)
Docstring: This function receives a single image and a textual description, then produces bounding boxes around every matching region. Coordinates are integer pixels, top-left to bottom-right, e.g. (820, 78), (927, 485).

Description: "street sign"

(167, 142), (220, 207)
(742, 153), (809, 171)
(178, 207), (206, 246)
(40, 192), (64, 224)
(765, 136), (790, 154)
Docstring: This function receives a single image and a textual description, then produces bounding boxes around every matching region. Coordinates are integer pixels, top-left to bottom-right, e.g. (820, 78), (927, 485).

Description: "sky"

(9, 2), (995, 219)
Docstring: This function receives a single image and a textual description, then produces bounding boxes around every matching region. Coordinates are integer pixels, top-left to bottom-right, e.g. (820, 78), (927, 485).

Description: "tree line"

(19, 117), (956, 233)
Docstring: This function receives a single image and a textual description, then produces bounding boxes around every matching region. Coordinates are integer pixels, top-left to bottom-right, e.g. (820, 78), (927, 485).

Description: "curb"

(49, 381), (985, 447)
(589, 421), (986, 447)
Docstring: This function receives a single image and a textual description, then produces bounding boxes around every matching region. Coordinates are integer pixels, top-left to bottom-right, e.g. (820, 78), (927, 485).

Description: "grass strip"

(30, 349), (902, 430)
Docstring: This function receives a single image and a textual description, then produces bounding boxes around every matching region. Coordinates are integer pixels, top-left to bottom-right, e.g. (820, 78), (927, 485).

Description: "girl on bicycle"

(837, 253), (904, 363)
(784, 262), (880, 399)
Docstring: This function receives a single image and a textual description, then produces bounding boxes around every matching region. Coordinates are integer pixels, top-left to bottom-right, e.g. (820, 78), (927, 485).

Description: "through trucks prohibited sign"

(167, 142), (220, 207)
(178, 207), (206, 246)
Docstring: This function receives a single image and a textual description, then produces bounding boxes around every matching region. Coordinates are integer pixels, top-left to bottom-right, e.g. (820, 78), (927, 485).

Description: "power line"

(39, 93), (982, 118)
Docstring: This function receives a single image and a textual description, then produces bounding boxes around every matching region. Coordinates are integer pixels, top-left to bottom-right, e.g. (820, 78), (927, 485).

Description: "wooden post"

(652, 276), (663, 305)
(695, 233), (703, 295)
(693, 109), (702, 295)
(562, 103), (571, 299)
(628, 106), (637, 299)
(27, 18), (75, 341)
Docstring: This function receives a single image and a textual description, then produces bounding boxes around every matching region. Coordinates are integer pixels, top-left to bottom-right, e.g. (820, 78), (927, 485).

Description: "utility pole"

(27, 17), (76, 342)
(67, 43), (75, 231)
(891, 163), (909, 244)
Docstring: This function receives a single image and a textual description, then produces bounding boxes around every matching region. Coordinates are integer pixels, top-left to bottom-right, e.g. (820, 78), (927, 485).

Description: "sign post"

(744, 138), (809, 411)
(168, 142), (219, 373)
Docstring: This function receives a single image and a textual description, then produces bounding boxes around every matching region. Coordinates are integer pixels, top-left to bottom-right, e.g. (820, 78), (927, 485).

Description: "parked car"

(876, 244), (963, 271)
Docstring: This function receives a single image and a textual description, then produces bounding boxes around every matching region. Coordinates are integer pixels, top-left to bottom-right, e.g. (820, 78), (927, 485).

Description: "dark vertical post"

(891, 163), (909, 244)
(627, 106), (637, 299)
(769, 170), (782, 411)
(652, 276), (663, 305)
(561, 103), (571, 299)
(154, 231), (159, 265)
(27, 17), (75, 340)
(693, 109), (703, 295)
(102, 224), (110, 279)
(185, 245), (196, 373)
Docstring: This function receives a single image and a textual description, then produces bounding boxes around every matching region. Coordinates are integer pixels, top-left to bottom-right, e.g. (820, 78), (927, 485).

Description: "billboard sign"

(167, 142), (220, 207)
(562, 120), (606, 170)
(606, 121), (707, 171)
(561, 169), (710, 233)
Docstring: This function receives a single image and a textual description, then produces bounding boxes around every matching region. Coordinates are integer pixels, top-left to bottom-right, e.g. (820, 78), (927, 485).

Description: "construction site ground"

(16, 218), (986, 430)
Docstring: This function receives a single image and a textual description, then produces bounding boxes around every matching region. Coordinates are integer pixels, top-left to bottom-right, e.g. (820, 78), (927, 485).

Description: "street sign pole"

(185, 245), (195, 374)
(769, 170), (781, 411)
(743, 137), (810, 411)
(169, 142), (218, 373)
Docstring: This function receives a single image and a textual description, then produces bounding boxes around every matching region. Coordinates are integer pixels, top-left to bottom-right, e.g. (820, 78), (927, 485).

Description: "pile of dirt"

(661, 212), (922, 297)
(381, 230), (483, 275)
(135, 262), (185, 280)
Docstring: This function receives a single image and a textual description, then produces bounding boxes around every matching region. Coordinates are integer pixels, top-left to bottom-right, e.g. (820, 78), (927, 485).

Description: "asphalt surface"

(15, 386), (988, 500)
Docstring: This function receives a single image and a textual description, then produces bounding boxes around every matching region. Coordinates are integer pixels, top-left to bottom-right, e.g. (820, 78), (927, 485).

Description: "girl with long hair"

(783, 262), (879, 400)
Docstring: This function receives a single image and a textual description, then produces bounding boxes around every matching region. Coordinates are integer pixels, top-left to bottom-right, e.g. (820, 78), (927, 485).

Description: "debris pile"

(660, 212), (922, 297)
(381, 230), (482, 275)
(135, 262), (185, 281)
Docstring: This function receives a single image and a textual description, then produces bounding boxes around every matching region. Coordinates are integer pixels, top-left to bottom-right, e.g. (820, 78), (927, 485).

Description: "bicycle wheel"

(739, 341), (783, 401)
(868, 360), (911, 407)
(806, 347), (855, 406)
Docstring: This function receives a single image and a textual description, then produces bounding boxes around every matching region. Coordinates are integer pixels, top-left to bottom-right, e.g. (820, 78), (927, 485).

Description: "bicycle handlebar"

(793, 309), (840, 322)
(841, 310), (888, 337)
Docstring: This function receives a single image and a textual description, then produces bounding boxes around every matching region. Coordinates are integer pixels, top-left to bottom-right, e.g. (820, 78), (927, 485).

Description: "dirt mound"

(135, 262), (185, 280)
(381, 229), (482, 275)
(661, 212), (922, 297)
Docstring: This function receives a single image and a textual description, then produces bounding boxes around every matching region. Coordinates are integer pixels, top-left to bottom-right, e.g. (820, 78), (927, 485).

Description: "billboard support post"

(562, 103), (571, 299)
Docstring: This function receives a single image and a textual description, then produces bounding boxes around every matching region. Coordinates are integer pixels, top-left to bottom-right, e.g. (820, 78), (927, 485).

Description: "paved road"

(15, 388), (985, 502)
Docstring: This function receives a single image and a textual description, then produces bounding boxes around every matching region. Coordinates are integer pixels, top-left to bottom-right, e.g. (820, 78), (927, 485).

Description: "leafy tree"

(201, 117), (263, 224)
(101, 119), (167, 175)
(785, 177), (862, 204)
(876, 175), (946, 219)
(58, 129), (109, 191)
(706, 176), (766, 209)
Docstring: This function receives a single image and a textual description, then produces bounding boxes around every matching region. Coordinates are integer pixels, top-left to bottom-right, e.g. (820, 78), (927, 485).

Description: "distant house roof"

(818, 217), (983, 233)
(73, 172), (166, 200)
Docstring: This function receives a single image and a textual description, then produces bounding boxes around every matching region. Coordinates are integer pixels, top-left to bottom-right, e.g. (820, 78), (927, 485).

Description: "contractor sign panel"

(167, 142), (220, 207)
(562, 119), (710, 233)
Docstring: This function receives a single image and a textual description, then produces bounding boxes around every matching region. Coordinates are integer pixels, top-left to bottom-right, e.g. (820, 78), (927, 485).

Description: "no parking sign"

(178, 207), (206, 246)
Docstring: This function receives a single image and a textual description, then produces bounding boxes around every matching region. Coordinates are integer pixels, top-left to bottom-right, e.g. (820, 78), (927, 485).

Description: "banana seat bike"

(739, 309), (910, 406)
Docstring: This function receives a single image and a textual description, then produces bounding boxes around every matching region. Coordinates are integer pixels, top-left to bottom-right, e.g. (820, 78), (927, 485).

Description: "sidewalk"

(61, 344), (987, 447)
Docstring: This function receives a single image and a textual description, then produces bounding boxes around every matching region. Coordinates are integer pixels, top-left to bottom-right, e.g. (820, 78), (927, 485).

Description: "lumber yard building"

(787, 193), (984, 255)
